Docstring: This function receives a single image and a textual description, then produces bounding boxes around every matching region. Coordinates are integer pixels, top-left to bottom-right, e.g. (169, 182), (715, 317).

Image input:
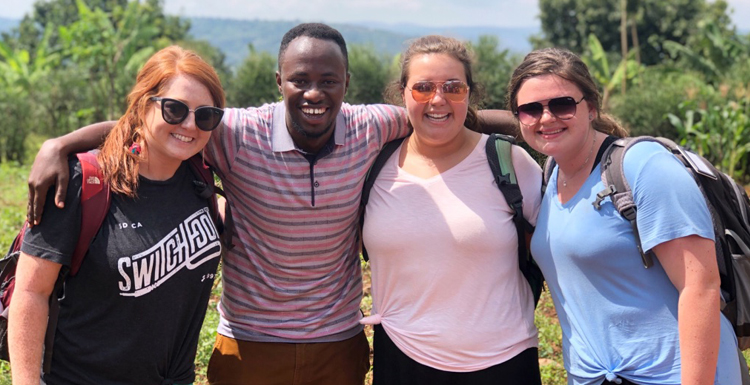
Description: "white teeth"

(302, 107), (326, 115)
(541, 128), (564, 135)
(426, 113), (449, 120)
(172, 133), (193, 143)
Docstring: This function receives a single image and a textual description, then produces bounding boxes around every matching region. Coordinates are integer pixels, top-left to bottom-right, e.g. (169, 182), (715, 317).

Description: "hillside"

(1, 15), (538, 67)
(186, 18), (537, 67)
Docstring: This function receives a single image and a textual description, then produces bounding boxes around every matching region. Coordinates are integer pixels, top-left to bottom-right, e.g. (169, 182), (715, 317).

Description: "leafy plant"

(668, 100), (750, 182)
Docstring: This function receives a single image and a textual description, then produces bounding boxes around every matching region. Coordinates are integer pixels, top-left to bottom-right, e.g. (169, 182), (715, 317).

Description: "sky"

(1, 0), (749, 30)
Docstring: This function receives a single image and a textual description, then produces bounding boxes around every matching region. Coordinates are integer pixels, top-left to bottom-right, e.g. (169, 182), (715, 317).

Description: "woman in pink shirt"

(361, 35), (543, 385)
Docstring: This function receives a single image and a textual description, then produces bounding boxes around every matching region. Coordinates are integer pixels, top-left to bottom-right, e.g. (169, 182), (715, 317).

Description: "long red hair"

(98, 46), (225, 197)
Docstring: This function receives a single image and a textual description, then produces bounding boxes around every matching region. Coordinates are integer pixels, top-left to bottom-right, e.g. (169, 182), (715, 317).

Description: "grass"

(1, 161), (748, 384)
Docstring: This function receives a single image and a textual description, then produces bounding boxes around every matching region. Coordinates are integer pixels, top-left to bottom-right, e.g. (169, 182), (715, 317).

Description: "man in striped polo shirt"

(26, 23), (517, 385)
(203, 24), (411, 384)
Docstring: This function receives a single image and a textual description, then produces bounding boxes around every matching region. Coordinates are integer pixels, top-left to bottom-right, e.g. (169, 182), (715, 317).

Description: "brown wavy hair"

(383, 35), (485, 132)
(98, 46), (225, 197)
(506, 48), (628, 138)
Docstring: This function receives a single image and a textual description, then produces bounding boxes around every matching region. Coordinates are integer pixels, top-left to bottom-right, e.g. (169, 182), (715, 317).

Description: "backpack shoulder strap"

(360, 137), (406, 262)
(594, 136), (672, 268)
(541, 156), (556, 195)
(486, 134), (544, 306)
(70, 152), (111, 276)
(42, 152), (111, 373)
(187, 155), (233, 251)
(485, 134), (527, 227)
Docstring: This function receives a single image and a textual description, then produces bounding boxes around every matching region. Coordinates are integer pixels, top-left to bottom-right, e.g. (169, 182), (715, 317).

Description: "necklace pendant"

(562, 180), (567, 187)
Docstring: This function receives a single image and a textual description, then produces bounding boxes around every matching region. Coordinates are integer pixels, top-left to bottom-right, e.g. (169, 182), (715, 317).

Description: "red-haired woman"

(9, 46), (225, 385)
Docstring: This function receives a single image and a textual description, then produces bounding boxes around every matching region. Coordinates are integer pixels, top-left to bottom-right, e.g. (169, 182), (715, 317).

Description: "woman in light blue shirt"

(506, 47), (743, 385)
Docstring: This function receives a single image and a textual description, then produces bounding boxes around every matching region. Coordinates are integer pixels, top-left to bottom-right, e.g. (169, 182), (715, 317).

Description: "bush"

(608, 67), (722, 139)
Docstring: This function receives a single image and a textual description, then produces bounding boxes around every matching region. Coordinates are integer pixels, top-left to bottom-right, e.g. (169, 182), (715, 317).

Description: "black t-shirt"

(22, 158), (221, 385)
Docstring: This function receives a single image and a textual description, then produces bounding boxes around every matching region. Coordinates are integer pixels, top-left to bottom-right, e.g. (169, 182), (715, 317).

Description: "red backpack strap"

(70, 152), (111, 276)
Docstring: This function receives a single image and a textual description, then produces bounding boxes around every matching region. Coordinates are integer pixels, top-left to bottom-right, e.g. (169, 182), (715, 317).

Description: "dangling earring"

(202, 148), (207, 168)
(129, 142), (142, 156)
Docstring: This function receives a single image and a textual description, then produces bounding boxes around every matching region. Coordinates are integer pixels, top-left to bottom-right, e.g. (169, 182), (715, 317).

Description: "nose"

(538, 106), (557, 124)
(180, 111), (199, 130)
(428, 88), (447, 105)
(304, 84), (325, 103)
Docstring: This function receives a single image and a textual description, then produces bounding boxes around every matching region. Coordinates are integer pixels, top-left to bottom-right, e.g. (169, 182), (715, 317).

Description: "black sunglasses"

(515, 96), (585, 125)
(150, 97), (224, 132)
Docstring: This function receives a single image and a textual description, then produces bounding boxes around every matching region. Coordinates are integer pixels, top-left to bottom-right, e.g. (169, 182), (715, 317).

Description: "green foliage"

(534, 0), (734, 66)
(663, 19), (749, 85)
(0, 361), (10, 385)
(59, 0), (159, 120)
(346, 44), (394, 105)
(194, 268), (222, 383)
(226, 44), (278, 108)
(582, 34), (643, 107)
(0, 26), (60, 162)
(668, 100), (750, 182)
(0, 162), (28, 248)
(469, 35), (520, 109)
(608, 67), (721, 138)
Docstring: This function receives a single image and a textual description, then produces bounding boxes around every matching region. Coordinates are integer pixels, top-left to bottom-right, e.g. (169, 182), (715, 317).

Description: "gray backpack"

(544, 136), (750, 350)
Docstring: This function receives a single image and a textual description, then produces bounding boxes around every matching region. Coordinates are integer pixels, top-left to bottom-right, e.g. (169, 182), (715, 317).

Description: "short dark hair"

(278, 23), (349, 71)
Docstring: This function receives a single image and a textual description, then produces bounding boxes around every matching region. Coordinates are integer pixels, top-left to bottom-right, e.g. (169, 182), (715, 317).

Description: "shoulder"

(621, 140), (685, 182)
(221, 103), (277, 130)
(341, 103), (405, 120)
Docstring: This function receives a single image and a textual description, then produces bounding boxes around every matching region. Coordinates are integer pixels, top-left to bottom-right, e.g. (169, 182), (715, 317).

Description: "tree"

(58, 0), (167, 120)
(469, 35), (519, 110)
(226, 44), (278, 108)
(345, 44), (393, 105)
(534, 0), (734, 65)
(0, 26), (60, 162)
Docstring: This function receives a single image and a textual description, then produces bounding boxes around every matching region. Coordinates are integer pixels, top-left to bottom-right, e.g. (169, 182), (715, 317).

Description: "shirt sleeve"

(20, 157), (83, 266)
(624, 141), (715, 253)
(204, 107), (246, 175)
(512, 145), (543, 227)
(359, 104), (410, 149)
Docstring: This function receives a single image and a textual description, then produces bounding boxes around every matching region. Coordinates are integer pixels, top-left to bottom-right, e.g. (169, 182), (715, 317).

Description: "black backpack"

(545, 136), (750, 349)
(360, 134), (544, 306)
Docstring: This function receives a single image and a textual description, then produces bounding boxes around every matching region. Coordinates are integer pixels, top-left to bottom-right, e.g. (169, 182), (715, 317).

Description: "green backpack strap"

(485, 134), (544, 307)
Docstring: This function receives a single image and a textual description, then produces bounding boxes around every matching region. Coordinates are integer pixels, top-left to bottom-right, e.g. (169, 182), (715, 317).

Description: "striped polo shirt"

(204, 102), (409, 342)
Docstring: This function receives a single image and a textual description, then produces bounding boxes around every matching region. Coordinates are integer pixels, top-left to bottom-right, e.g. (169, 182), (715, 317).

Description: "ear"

(344, 72), (350, 95)
(275, 71), (283, 94)
(588, 105), (596, 121)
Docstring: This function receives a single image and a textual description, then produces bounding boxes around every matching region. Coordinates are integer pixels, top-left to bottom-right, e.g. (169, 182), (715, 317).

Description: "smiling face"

(141, 74), (214, 177)
(402, 53), (469, 148)
(276, 36), (350, 152)
(515, 74), (594, 161)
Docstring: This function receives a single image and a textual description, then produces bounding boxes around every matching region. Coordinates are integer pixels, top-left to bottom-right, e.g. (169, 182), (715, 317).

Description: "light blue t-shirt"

(531, 141), (741, 385)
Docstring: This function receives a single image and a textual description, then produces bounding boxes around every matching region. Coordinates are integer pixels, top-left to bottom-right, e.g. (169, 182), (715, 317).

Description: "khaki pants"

(207, 331), (370, 385)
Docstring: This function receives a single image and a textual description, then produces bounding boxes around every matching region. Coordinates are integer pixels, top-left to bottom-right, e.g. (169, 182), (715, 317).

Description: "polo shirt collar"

(271, 103), (346, 152)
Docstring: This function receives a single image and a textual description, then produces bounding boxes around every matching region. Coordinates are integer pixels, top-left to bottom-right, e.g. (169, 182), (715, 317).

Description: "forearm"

(8, 290), (51, 384)
(477, 110), (519, 139)
(678, 285), (721, 385)
(47, 120), (116, 154)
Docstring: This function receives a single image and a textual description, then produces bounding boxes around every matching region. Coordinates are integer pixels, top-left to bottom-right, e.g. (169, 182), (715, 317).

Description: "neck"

(406, 129), (478, 160)
(138, 156), (182, 181)
(557, 130), (598, 175)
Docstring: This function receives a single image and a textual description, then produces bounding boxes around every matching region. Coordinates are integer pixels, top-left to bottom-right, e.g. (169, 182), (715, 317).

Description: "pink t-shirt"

(362, 134), (542, 371)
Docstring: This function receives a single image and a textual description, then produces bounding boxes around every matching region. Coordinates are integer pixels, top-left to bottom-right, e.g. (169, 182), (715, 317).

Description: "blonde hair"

(98, 46), (225, 197)
(507, 48), (628, 138)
